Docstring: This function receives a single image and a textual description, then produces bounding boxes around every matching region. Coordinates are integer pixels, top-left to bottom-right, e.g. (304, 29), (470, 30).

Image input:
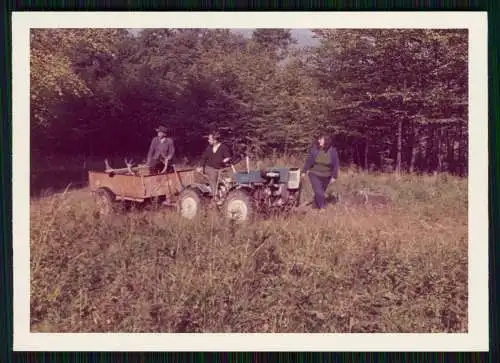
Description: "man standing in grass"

(301, 134), (340, 211)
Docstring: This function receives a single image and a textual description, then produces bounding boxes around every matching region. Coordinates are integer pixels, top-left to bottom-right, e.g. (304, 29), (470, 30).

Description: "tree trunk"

(284, 132), (289, 157)
(355, 142), (361, 168)
(436, 127), (443, 174)
(458, 125), (467, 176)
(446, 129), (454, 174)
(397, 79), (407, 175)
(396, 118), (403, 175)
(410, 125), (419, 173)
(364, 141), (369, 170)
(426, 126), (435, 173)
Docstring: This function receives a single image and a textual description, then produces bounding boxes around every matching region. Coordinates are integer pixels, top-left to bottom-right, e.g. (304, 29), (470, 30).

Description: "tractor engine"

(258, 168), (301, 210)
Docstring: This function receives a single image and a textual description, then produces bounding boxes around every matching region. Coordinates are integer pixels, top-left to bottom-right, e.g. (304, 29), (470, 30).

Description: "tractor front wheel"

(223, 189), (254, 222)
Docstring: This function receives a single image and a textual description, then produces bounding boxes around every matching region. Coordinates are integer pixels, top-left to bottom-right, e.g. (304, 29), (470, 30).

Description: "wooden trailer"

(88, 163), (198, 216)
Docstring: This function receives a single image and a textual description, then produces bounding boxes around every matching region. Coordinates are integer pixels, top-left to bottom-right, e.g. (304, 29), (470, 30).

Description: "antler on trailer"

(124, 158), (135, 175)
(104, 159), (114, 172)
(104, 158), (146, 175)
(160, 157), (169, 174)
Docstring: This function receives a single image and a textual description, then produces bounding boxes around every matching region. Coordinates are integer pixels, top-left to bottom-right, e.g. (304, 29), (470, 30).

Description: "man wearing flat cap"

(146, 125), (175, 174)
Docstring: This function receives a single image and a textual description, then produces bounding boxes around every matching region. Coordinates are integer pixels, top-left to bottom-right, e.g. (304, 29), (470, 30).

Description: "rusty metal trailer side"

(88, 168), (196, 201)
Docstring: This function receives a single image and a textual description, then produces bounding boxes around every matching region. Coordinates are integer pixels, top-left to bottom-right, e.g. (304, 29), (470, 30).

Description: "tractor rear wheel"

(93, 188), (116, 217)
(223, 189), (254, 222)
(177, 188), (203, 220)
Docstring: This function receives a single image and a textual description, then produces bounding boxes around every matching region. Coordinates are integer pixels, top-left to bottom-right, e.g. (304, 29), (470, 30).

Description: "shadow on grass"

(300, 193), (341, 208)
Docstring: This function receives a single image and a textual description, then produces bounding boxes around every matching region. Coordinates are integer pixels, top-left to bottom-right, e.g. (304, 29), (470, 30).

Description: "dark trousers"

(308, 172), (331, 209)
(205, 166), (220, 197)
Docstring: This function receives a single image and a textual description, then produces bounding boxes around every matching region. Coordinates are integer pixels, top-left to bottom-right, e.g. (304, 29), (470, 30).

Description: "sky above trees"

(127, 28), (318, 46)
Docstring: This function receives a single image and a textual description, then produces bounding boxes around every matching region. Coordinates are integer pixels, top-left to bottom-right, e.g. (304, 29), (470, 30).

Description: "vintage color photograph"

(29, 26), (469, 335)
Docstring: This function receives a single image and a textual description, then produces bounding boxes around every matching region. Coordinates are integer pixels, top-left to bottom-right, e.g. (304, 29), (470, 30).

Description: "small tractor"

(176, 156), (303, 222)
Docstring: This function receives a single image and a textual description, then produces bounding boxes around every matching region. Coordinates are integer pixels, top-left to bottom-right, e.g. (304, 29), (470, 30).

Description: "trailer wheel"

(177, 188), (203, 220)
(93, 188), (116, 217)
(223, 189), (254, 222)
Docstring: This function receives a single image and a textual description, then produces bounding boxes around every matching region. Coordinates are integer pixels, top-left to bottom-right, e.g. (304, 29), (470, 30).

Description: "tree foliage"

(30, 28), (468, 174)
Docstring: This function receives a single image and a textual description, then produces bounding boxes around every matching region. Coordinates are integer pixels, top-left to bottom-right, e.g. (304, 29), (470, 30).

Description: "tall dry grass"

(30, 161), (467, 333)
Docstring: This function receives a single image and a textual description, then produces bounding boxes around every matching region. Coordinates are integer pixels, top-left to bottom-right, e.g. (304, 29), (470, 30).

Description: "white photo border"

(12, 11), (489, 351)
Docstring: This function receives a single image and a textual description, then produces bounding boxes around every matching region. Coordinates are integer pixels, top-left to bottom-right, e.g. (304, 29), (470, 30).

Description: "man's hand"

(196, 166), (203, 173)
(330, 177), (336, 183)
(223, 157), (230, 163)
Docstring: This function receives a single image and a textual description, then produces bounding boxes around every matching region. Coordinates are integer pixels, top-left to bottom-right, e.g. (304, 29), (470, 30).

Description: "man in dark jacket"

(196, 131), (232, 198)
(146, 125), (175, 174)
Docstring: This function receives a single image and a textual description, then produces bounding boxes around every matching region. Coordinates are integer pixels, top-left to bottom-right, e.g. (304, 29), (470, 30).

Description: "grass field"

(30, 158), (468, 333)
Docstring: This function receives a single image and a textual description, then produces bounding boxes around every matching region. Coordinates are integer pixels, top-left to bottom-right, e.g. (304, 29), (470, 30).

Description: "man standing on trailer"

(146, 125), (175, 174)
(196, 131), (232, 198)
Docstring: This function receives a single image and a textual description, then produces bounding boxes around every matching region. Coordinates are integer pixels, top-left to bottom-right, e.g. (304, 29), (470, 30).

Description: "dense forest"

(31, 28), (468, 175)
